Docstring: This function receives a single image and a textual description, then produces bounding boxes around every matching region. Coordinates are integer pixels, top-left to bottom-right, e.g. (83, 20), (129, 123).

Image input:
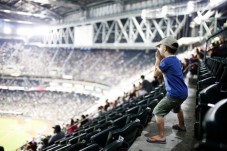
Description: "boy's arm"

(154, 50), (163, 77)
(154, 60), (162, 77)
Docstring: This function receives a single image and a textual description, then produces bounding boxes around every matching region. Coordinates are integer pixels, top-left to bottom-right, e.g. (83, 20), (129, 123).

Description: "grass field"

(0, 117), (53, 151)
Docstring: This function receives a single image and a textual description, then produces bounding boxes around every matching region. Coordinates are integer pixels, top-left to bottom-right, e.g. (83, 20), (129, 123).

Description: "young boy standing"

(147, 36), (188, 144)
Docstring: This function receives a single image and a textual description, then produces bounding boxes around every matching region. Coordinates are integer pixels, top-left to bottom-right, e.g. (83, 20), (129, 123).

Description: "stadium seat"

(46, 144), (64, 151)
(42, 143), (57, 151)
(91, 127), (116, 148)
(85, 126), (95, 134)
(69, 133), (87, 144)
(96, 121), (113, 130)
(147, 99), (159, 110)
(106, 119), (143, 146)
(195, 99), (227, 151)
(79, 144), (99, 151)
(132, 107), (152, 127)
(55, 144), (71, 151)
(100, 139), (124, 151)
(126, 106), (141, 115)
(65, 142), (87, 151)
(112, 115), (130, 129)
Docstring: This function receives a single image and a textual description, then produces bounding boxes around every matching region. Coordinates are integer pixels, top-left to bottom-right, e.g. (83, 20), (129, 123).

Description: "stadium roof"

(0, 0), (125, 22)
(0, 0), (194, 23)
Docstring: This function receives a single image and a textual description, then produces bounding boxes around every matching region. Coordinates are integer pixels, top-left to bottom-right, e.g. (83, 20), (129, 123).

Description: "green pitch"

(0, 117), (52, 151)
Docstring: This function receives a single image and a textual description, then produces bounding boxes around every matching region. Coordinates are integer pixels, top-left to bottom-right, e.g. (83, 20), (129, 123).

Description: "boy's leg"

(148, 96), (177, 142)
(177, 109), (185, 128)
(155, 115), (165, 139)
(172, 106), (186, 131)
(147, 115), (166, 142)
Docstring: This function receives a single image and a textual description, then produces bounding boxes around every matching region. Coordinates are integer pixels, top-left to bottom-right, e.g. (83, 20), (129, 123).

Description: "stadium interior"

(0, 0), (227, 151)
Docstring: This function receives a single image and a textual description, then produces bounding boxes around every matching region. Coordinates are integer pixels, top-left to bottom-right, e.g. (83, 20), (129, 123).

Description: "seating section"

(194, 57), (227, 140)
(0, 90), (97, 122)
(194, 28), (227, 150)
(41, 84), (166, 151)
(0, 41), (155, 87)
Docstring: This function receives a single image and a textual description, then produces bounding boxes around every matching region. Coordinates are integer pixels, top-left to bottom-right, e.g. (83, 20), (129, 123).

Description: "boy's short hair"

(166, 43), (179, 54)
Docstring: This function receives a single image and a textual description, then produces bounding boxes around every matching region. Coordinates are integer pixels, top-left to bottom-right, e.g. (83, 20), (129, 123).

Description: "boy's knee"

(172, 106), (181, 113)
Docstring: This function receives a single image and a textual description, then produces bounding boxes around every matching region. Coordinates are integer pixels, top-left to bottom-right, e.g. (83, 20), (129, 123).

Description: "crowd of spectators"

(0, 40), (155, 86)
(0, 90), (98, 123)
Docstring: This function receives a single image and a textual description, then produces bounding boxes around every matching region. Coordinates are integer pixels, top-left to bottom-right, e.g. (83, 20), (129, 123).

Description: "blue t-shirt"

(159, 56), (188, 100)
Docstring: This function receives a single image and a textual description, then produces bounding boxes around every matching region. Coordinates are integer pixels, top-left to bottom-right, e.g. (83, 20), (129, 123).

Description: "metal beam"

(34, 14), (190, 49)
(132, 17), (147, 43)
(152, 19), (165, 39)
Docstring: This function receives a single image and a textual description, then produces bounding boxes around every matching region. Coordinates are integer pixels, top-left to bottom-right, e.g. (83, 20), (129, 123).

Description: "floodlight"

(187, 1), (194, 13)
(16, 27), (31, 36)
(161, 6), (168, 17)
(3, 27), (12, 34)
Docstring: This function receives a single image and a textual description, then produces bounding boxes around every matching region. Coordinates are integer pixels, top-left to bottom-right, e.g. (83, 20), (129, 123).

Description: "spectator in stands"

(48, 125), (65, 145)
(108, 102), (114, 110)
(80, 114), (89, 126)
(140, 75), (153, 94)
(104, 99), (110, 111)
(66, 118), (78, 134)
(129, 84), (137, 98)
(37, 137), (49, 151)
(196, 47), (204, 60)
(71, 118), (78, 132)
(85, 114), (92, 124)
(122, 92), (129, 102)
(210, 41), (219, 57)
(189, 54), (199, 75)
(147, 36), (188, 144)
(113, 98), (118, 108)
(151, 76), (160, 88)
(28, 138), (37, 151)
(181, 58), (190, 77)
(66, 124), (71, 135)
(98, 106), (104, 115)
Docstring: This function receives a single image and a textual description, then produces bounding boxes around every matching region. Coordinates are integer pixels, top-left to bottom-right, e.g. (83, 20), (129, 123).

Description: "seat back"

(126, 106), (140, 115)
(79, 144), (99, 151)
(55, 144), (71, 151)
(97, 121), (113, 130)
(85, 126), (95, 134)
(91, 127), (116, 148)
(101, 139), (124, 151)
(203, 99), (227, 144)
(65, 142), (87, 151)
(69, 133), (86, 144)
(220, 66), (227, 84)
(112, 115), (129, 129)
(107, 120), (142, 146)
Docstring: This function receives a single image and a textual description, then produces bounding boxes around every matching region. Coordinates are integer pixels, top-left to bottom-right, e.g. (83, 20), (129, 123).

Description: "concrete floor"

(129, 78), (197, 151)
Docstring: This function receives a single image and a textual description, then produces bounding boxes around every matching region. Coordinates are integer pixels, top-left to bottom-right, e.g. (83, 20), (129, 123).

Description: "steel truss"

(34, 7), (226, 50)
(192, 9), (227, 38)
(40, 15), (187, 50)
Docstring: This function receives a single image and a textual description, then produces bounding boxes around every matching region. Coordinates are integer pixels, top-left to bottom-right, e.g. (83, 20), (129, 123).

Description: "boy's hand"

(155, 50), (163, 61)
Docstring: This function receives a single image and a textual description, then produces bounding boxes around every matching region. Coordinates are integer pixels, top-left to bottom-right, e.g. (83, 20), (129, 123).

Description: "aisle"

(129, 78), (197, 151)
